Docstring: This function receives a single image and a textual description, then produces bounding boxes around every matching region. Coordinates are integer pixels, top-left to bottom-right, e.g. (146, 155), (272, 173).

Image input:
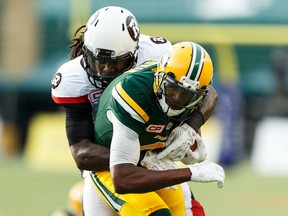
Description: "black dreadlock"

(68, 25), (86, 60)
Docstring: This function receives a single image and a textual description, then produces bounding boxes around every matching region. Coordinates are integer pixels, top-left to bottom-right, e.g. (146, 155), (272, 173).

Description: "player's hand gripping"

(141, 150), (178, 171)
(140, 150), (179, 190)
(157, 123), (197, 161)
(189, 162), (225, 189)
(180, 133), (207, 165)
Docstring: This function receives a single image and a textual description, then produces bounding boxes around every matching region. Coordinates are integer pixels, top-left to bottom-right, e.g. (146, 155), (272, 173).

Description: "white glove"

(141, 150), (178, 190)
(180, 134), (207, 165)
(189, 162), (225, 189)
(157, 123), (197, 161)
(141, 150), (178, 171)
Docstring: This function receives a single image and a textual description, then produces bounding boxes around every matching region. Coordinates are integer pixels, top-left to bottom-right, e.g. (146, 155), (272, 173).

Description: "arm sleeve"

(185, 109), (205, 132)
(108, 110), (140, 168)
(62, 102), (94, 145)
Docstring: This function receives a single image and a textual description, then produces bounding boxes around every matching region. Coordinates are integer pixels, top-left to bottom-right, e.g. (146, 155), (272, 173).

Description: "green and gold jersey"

(94, 61), (175, 151)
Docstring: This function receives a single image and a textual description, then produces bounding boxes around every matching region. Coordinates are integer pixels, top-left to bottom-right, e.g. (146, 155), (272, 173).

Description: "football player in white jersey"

(51, 6), (218, 216)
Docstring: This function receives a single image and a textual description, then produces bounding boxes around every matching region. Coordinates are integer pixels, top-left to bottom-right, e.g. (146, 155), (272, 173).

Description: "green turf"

(1, 156), (288, 216)
(189, 159), (288, 216)
(0, 156), (80, 216)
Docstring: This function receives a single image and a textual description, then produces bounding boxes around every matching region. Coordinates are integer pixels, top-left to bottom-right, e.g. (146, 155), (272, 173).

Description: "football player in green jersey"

(53, 6), (218, 216)
(87, 41), (225, 216)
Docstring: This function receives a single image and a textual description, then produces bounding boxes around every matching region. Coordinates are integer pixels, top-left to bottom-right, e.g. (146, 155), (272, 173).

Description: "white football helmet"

(83, 6), (140, 87)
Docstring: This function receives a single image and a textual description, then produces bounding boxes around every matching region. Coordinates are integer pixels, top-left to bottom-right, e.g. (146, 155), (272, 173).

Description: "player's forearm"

(63, 103), (110, 171)
(111, 163), (191, 194)
(70, 139), (110, 171)
(198, 85), (218, 122)
(185, 85), (218, 131)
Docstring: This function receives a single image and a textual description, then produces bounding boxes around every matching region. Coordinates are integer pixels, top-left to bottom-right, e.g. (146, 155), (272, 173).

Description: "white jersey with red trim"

(51, 34), (172, 110)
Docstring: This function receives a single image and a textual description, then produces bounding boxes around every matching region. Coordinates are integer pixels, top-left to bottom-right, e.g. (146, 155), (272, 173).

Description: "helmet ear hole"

(167, 72), (175, 79)
(201, 86), (207, 90)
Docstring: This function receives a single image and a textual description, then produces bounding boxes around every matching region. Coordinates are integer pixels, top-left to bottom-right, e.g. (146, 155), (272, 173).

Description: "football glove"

(141, 150), (179, 190)
(180, 133), (207, 165)
(141, 150), (178, 171)
(189, 162), (225, 189)
(157, 123), (197, 161)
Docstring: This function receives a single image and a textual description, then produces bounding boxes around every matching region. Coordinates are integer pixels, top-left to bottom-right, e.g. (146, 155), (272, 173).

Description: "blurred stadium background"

(0, 0), (288, 215)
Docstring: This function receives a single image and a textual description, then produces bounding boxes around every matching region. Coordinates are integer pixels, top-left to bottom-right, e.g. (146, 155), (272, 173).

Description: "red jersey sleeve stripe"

(51, 94), (89, 104)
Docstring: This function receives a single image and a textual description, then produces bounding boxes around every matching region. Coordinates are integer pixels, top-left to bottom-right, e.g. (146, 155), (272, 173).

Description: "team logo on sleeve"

(51, 72), (62, 89)
(146, 124), (165, 133)
(150, 36), (167, 44)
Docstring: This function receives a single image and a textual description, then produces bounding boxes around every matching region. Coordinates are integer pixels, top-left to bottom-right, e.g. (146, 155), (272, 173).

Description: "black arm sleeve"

(62, 102), (94, 146)
(185, 109), (205, 132)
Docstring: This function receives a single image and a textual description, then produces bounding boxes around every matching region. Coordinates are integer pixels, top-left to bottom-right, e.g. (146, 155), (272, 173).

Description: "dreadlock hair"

(68, 25), (87, 60)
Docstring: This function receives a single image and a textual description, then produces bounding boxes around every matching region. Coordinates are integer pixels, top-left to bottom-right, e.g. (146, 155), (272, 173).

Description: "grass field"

(1, 156), (288, 216)
(190, 159), (288, 216)
(0, 156), (80, 216)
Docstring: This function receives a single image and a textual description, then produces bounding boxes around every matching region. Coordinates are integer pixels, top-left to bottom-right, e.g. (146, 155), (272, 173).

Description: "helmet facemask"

(155, 71), (208, 120)
(83, 46), (136, 89)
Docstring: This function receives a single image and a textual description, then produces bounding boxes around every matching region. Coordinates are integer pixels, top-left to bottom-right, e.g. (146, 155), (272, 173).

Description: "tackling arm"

(199, 85), (218, 122)
(64, 103), (110, 171)
(186, 85), (218, 131)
